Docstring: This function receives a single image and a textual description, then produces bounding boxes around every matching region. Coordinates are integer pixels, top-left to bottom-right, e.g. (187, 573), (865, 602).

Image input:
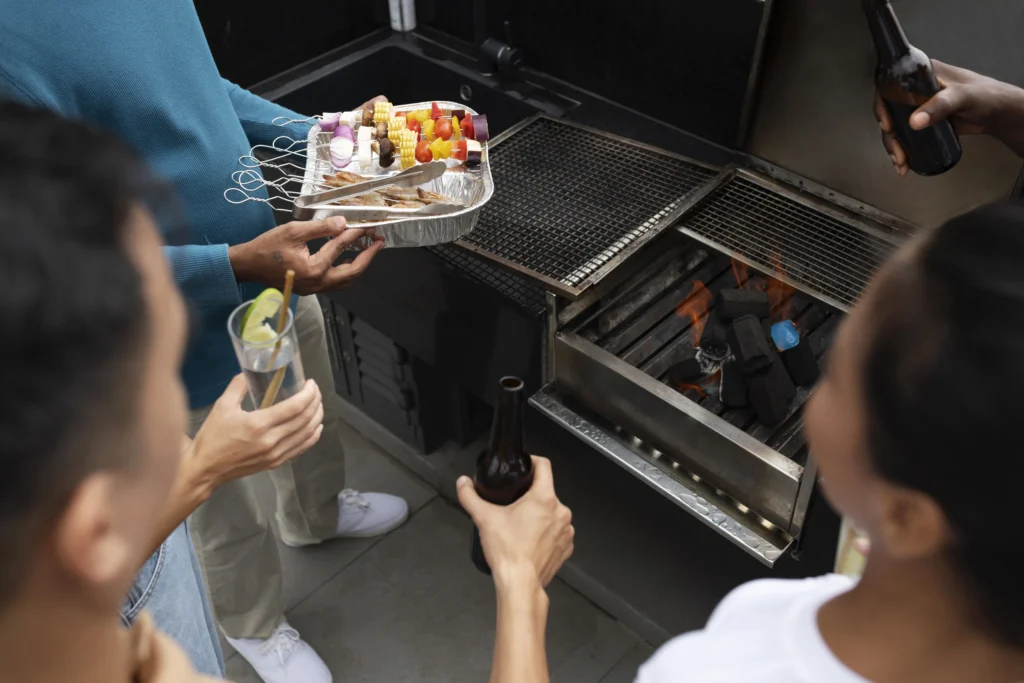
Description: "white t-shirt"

(636, 574), (867, 683)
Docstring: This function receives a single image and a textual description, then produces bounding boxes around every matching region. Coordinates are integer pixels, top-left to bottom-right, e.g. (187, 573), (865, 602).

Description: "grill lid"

(458, 116), (718, 299)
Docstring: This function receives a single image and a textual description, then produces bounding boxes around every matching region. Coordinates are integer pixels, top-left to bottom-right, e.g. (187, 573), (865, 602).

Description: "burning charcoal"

(699, 313), (729, 359)
(767, 352), (797, 401)
(715, 289), (770, 321)
(719, 360), (748, 408)
(667, 357), (704, 387)
(781, 339), (820, 387)
(747, 367), (790, 426)
(770, 320), (820, 387)
(728, 315), (772, 374)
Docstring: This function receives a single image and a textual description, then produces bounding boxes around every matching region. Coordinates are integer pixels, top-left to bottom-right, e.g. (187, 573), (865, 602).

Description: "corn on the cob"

(373, 101), (393, 124)
(388, 116), (406, 144)
(399, 129), (417, 169)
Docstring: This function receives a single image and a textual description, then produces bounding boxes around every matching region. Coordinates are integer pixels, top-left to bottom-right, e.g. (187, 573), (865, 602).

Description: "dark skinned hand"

(228, 216), (384, 295)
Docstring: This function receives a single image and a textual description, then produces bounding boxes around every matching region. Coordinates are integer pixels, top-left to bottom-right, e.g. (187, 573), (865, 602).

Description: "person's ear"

(877, 487), (948, 559)
(54, 473), (134, 591)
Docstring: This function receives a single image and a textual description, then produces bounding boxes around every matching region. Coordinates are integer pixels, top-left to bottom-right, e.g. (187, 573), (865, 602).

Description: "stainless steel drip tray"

(530, 381), (793, 567)
(543, 331), (804, 527)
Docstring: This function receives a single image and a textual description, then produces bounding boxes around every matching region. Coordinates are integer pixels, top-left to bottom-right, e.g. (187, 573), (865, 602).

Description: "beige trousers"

(188, 295), (347, 639)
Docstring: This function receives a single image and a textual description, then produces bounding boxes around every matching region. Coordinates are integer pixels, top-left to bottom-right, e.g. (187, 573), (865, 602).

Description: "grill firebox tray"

(458, 116), (718, 299)
(573, 233), (840, 466)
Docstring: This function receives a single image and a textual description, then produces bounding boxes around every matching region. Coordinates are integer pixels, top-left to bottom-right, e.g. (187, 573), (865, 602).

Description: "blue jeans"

(123, 523), (225, 678)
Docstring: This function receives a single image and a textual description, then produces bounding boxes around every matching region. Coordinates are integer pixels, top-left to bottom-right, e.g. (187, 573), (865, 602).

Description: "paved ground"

(223, 419), (651, 683)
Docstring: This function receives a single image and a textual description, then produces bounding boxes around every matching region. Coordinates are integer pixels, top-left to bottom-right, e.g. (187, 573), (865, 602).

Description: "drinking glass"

(227, 300), (306, 408)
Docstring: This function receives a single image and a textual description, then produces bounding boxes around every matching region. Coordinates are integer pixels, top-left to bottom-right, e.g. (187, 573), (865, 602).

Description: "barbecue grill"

(458, 115), (916, 565)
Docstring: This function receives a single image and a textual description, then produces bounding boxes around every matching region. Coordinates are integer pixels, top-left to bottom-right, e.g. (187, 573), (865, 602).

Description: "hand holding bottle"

(875, 60), (1024, 176)
(457, 456), (575, 590)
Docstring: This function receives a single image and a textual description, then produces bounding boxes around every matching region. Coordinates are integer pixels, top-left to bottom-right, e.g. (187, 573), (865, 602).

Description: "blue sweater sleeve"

(222, 79), (312, 148)
(164, 243), (241, 309)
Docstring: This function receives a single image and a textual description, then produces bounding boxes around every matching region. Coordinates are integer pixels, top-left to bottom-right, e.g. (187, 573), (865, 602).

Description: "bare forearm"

(143, 442), (213, 561)
(491, 573), (550, 683)
(985, 82), (1024, 157)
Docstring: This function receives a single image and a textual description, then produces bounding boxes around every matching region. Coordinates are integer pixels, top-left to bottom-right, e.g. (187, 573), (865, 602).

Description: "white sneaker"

(281, 489), (409, 547)
(226, 622), (331, 683)
(334, 488), (409, 538)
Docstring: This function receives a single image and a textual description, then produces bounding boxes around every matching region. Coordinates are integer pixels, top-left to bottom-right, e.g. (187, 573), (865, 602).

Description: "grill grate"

(679, 175), (900, 309)
(463, 118), (717, 297)
(429, 245), (548, 315)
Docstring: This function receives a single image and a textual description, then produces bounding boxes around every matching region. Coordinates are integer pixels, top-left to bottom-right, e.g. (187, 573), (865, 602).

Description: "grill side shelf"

(457, 116), (719, 299)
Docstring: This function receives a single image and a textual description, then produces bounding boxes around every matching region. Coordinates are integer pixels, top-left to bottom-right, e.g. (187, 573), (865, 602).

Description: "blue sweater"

(0, 0), (311, 407)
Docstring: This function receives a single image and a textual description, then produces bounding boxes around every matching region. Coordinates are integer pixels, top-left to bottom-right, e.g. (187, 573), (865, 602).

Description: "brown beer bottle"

(471, 376), (534, 574)
(863, 0), (961, 176)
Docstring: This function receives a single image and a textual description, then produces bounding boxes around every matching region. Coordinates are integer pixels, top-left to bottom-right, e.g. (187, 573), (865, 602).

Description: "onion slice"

(330, 137), (355, 168)
(333, 124), (354, 141)
(320, 112), (341, 133)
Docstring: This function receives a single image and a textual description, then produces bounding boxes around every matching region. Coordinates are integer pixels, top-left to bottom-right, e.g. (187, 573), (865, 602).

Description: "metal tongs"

(293, 161), (458, 220)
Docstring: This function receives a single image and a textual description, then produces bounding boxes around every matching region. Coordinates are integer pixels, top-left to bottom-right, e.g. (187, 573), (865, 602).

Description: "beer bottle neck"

(488, 382), (525, 463)
(864, 1), (911, 61)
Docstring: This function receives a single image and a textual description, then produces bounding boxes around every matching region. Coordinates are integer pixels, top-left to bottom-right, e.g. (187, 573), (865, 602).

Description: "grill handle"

(530, 387), (792, 567)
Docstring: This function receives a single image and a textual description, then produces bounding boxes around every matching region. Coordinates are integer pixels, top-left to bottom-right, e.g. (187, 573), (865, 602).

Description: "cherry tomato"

(435, 117), (453, 141)
(431, 102), (444, 120)
(415, 139), (433, 164)
(407, 118), (421, 134)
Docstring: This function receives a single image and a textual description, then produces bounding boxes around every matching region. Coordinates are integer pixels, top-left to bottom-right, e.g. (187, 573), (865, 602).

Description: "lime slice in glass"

(240, 288), (283, 343)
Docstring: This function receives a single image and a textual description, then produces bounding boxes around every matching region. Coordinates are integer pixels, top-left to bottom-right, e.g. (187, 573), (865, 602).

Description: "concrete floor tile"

(597, 642), (655, 683)
(286, 499), (640, 683)
(245, 419), (438, 611)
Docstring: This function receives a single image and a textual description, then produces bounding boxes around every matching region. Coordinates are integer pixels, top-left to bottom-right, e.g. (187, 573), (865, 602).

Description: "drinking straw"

(259, 269), (295, 409)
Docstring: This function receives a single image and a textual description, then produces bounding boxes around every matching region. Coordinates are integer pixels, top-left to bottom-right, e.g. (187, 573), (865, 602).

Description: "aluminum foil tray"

(301, 101), (493, 248)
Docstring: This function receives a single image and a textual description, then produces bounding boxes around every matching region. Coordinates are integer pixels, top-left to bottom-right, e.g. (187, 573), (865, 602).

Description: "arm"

(143, 437), (214, 559)
(222, 79), (312, 148)
(143, 376), (325, 560)
(456, 457), (574, 683)
(491, 570), (551, 683)
(165, 243), (241, 309)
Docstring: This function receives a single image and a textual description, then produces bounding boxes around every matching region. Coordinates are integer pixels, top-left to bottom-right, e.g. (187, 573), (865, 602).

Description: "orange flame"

(731, 258), (750, 288)
(675, 280), (713, 346)
(765, 253), (795, 321)
(676, 383), (707, 397)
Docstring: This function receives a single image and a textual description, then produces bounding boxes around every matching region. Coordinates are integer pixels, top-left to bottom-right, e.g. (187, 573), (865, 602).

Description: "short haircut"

(864, 202), (1024, 646)
(0, 101), (166, 606)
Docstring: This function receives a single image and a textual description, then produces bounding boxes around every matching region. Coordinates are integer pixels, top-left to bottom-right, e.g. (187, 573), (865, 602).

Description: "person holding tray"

(0, 4), (408, 683)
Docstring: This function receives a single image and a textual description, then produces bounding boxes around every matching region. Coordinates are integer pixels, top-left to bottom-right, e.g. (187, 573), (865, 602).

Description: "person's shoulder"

(708, 574), (855, 627)
(633, 575), (855, 683)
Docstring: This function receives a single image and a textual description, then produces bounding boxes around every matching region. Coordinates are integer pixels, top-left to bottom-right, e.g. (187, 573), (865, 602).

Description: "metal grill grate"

(429, 245), (548, 315)
(462, 117), (717, 298)
(678, 174), (901, 309)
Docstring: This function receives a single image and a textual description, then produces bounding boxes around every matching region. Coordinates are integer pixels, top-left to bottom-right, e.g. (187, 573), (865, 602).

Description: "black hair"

(864, 201), (1024, 647)
(0, 101), (166, 605)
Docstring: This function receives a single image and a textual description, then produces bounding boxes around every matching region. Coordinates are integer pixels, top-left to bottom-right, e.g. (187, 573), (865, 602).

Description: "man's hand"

(876, 61), (1024, 176)
(228, 217), (384, 295)
(186, 375), (325, 496)
(457, 457), (574, 591)
(357, 95), (388, 113)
